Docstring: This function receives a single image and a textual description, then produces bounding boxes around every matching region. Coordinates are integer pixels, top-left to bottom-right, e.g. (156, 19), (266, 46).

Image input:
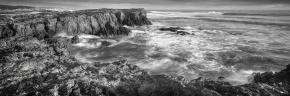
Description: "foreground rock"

(1, 36), (289, 96)
(0, 36), (289, 95)
(1, 37), (290, 96)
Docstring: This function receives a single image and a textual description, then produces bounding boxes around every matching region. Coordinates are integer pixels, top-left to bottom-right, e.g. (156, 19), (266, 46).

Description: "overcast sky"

(2, 0), (290, 10)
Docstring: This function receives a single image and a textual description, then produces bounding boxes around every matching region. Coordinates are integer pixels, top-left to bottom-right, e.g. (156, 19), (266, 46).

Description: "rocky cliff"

(0, 4), (34, 10)
(0, 9), (290, 96)
(0, 8), (152, 39)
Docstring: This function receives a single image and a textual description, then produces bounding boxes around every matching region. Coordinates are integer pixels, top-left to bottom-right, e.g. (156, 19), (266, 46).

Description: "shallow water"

(68, 10), (290, 85)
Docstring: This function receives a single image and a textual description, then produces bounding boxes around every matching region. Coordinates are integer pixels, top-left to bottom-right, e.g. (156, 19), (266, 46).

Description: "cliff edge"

(0, 8), (152, 39)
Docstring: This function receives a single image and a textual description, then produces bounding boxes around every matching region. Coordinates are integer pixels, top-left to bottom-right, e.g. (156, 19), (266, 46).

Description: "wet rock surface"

(0, 8), (151, 39)
(159, 27), (185, 32)
(0, 8), (290, 96)
(159, 27), (194, 35)
(71, 35), (80, 44)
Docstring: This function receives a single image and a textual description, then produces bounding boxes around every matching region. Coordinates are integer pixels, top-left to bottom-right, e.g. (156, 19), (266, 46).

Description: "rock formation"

(159, 27), (194, 35)
(159, 27), (185, 32)
(71, 35), (80, 44)
(0, 8), (151, 39)
(0, 4), (34, 10)
(0, 8), (290, 96)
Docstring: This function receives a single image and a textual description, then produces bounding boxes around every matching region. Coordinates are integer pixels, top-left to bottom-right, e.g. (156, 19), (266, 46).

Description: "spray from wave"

(223, 12), (290, 16)
(68, 13), (290, 85)
(148, 11), (223, 18)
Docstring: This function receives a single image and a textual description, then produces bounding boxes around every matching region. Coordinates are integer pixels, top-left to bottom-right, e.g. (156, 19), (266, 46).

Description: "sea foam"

(148, 11), (223, 19)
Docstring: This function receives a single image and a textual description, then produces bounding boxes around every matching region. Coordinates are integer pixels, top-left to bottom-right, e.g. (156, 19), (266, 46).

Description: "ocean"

(68, 10), (290, 85)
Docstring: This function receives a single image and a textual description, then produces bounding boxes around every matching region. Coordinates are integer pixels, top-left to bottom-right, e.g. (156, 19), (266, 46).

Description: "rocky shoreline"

(0, 8), (290, 96)
(0, 8), (151, 39)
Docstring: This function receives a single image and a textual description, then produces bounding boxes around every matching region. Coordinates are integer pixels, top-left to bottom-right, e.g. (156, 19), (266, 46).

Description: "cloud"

(2, 0), (290, 10)
(5, 0), (290, 4)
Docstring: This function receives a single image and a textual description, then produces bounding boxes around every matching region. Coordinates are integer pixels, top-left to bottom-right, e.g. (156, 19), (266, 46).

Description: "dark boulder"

(177, 31), (191, 35)
(217, 76), (226, 81)
(198, 28), (204, 30)
(159, 27), (185, 32)
(159, 27), (194, 35)
(71, 35), (80, 44)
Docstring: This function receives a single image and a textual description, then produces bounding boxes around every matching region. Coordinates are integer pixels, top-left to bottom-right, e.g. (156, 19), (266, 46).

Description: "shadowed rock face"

(0, 9), (290, 96)
(0, 8), (151, 39)
(114, 9), (152, 26)
(159, 27), (194, 35)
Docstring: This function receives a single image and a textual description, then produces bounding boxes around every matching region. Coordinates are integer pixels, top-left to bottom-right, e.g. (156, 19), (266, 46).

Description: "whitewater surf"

(68, 10), (290, 85)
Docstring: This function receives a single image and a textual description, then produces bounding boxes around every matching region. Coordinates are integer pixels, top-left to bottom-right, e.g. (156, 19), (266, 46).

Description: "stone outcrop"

(113, 9), (152, 26)
(0, 4), (34, 10)
(71, 35), (80, 44)
(0, 8), (151, 39)
(159, 27), (185, 32)
(159, 27), (194, 35)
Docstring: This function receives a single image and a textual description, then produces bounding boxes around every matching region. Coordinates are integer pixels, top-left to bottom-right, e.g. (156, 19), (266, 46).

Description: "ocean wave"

(69, 22), (290, 85)
(148, 11), (223, 18)
(78, 34), (100, 39)
(73, 40), (102, 49)
(223, 13), (290, 16)
(227, 69), (263, 85)
(198, 18), (290, 27)
(55, 32), (74, 38)
(74, 52), (94, 63)
(150, 11), (223, 14)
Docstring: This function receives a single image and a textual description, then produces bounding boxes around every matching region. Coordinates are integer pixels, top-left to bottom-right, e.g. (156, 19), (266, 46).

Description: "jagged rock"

(71, 35), (80, 44)
(198, 28), (204, 30)
(114, 9), (152, 26)
(159, 27), (185, 32)
(0, 4), (34, 10)
(217, 76), (226, 81)
(0, 24), (15, 39)
(0, 8), (151, 39)
(201, 88), (221, 96)
(159, 27), (194, 35)
(176, 31), (191, 35)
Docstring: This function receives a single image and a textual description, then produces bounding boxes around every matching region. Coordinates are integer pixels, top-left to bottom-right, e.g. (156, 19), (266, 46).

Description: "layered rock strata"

(0, 8), (152, 39)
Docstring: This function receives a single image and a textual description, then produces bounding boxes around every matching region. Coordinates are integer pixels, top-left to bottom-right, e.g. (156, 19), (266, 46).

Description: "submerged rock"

(159, 27), (185, 32)
(177, 31), (191, 35)
(159, 27), (194, 35)
(71, 35), (80, 44)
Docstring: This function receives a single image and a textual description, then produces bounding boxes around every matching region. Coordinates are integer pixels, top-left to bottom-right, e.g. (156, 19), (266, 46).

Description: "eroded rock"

(0, 8), (151, 39)
(159, 27), (194, 35)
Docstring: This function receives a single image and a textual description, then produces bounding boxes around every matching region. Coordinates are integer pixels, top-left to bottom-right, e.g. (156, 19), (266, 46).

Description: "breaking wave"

(69, 12), (290, 85)
(148, 11), (223, 18)
(223, 13), (290, 16)
(198, 18), (290, 27)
